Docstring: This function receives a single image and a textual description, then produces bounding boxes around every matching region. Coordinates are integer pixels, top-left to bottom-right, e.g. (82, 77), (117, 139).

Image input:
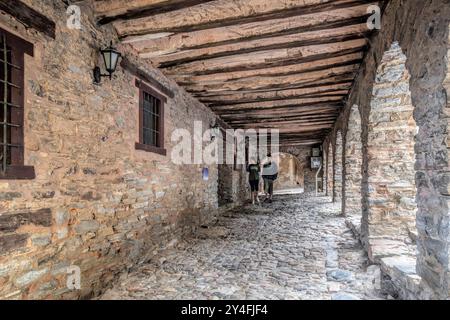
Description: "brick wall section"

(344, 105), (362, 216)
(0, 1), (247, 299)
(323, 0), (450, 299)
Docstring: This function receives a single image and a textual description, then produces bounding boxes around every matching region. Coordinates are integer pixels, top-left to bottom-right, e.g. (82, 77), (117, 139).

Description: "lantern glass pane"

(103, 50), (112, 72)
(110, 52), (119, 71)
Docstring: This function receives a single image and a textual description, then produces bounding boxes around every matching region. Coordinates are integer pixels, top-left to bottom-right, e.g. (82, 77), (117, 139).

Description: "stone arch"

(334, 131), (343, 203)
(344, 105), (363, 216)
(365, 42), (417, 262)
(273, 152), (304, 192)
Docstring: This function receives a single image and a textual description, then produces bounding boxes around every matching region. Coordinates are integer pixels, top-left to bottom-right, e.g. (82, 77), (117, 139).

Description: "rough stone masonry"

(0, 0), (248, 299)
(324, 0), (450, 300)
(0, 0), (449, 301)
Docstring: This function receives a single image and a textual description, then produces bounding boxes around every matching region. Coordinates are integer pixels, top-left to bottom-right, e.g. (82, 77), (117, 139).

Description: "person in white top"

(261, 153), (278, 203)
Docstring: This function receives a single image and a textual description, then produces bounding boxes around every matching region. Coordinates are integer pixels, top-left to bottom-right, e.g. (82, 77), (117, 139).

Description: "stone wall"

(273, 153), (303, 191)
(445, 25), (450, 287)
(334, 131), (343, 203)
(218, 165), (248, 208)
(324, 147), (329, 195)
(344, 104), (362, 216)
(323, 0), (450, 299)
(218, 132), (249, 207)
(366, 42), (417, 259)
(279, 146), (319, 193)
(326, 144), (334, 196)
(218, 165), (248, 207)
(304, 166), (319, 194)
(0, 0), (247, 299)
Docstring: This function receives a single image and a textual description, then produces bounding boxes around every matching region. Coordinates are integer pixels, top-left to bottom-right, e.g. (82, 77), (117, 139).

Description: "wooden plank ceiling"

(94, 0), (384, 146)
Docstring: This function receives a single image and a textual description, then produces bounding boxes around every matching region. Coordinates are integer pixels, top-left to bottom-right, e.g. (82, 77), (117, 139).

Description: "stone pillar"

(344, 105), (363, 216)
(327, 144), (334, 197)
(334, 131), (343, 203)
(365, 42), (417, 261)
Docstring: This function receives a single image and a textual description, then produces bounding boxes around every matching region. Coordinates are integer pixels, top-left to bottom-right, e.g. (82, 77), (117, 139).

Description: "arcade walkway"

(101, 194), (385, 300)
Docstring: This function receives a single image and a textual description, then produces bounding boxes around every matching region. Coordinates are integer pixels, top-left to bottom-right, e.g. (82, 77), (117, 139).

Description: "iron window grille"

(135, 79), (167, 156)
(142, 91), (161, 147)
(0, 27), (34, 179)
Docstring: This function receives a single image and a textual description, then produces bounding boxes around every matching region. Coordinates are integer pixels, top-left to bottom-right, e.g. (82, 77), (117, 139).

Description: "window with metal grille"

(0, 27), (34, 179)
(135, 79), (166, 156)
(142, 91), (160, 147)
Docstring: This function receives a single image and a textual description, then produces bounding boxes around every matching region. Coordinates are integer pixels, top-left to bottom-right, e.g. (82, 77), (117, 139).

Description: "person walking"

(262, 153), (278, 203)
(247, 157), (261, 205)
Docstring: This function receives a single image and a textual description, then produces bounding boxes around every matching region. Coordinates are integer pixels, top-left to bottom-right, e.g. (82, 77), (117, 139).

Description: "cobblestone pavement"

(100, 194), (386, 300)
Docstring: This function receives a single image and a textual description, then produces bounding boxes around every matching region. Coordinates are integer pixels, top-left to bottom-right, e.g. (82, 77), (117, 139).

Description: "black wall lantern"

(210, 122), (221, 141)
(93, 41), (122, 84)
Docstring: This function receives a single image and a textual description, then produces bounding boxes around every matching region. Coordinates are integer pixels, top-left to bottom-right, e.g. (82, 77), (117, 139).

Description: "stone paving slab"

(100, 194), (385, 300)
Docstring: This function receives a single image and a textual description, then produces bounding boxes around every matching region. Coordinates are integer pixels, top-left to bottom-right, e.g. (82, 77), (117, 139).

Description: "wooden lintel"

(121, 57), (175, 98)
(0, 0), (56, 39)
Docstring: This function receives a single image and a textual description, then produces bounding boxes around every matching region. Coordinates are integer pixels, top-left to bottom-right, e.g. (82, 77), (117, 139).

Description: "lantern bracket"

(93, 41), (122, 85)
(93, 66), (112, 84)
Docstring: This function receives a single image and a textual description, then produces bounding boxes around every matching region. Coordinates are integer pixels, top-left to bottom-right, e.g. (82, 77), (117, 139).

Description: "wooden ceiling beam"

(224, 115), (340, 124)
(201, 92), (349, 107)
(182, 66), (359, 93)
(280, 140), (327, 145)
(231, 117), (337, 124)
(96, 0), (215, 25)
(280, 133), (330, 140)
(280, 141), (323, 146)
(97, 1), (385, 137)
(198, 83), (351, 105)
(131, 4), (375, 57)
(221, 104), (341, 114)
(192, 79), (353, 98)
(171, 47), (366, 77)
(280, 136), (327, 142)
(280, 130), (328, 136)
(149, 25), (370, 68)
(227, 111), (338, 124)
(233, 123), (334, 132)
(170, 52), (364, 83)
(0, 0), (56, 39)
(113, 0), (378, 38)
(210, 96), (345, 112)
(278, 126), (333, 137)
(162, 39), (367, 75)
(217, 105), (343, 117)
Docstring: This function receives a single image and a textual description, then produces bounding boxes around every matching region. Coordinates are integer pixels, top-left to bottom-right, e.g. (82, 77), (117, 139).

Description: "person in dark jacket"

(247, 158), (261, 205)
